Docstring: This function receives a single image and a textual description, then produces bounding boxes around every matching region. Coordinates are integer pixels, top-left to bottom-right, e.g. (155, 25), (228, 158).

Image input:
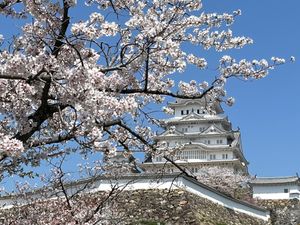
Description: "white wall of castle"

(159, 137), (228, 147)
(174, 103), (206, 117)
(0, 175), (270, 221)
(149, 99), (247, 173)
(252, 184), (300, 200)
(176, 123), (208, 133)
(175, 122), (224, 133)
(153, 150), (234, 163)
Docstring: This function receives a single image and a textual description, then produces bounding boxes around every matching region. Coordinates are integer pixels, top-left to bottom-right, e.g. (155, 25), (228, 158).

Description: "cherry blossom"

(0, 0), (291, 193)
(0, 133), (24, 156)
(0, 0), (294, 223)
(196, 166), (250, 199)
(291, 56), (296, 62)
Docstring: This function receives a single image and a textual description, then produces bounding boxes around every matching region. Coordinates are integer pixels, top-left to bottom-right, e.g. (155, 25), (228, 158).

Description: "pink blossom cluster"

(0, 133), (24, 156)
(0, 0), (292, 179)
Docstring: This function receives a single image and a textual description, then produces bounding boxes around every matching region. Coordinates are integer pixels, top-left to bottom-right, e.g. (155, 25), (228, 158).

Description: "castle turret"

(142, 98), (248, 174)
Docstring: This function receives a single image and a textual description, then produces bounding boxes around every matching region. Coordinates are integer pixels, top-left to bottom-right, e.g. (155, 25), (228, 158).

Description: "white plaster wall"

(174, 104), (205, 117)
(176, 124), (208, 133)
(163, 135), (227, 146)
(253, 184), (300, 199)
(204, 137), (227, 145)
(208, 152), (230, 160)
(175, 123), (225, 135)
(0, 176), (270, 221)
(152, 147), (233, 162)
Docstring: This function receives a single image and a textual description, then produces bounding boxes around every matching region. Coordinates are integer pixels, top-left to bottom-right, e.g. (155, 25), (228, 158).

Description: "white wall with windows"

(158, 137), (228, 148)
(201, 137), (227, 146)
(153, 150), (233, 163)
(176, 123), (225, 134)
(176, 124), (208, 133)
(208, 151), (233, 161)
(161, 136), (228, 146)
(252, 184), (300, 200)
(174, 104), (207, 117)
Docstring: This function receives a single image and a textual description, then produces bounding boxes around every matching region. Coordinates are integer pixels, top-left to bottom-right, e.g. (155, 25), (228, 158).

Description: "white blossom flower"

(271, 57), (285, 64)
(0, 1), (290, 205)
(290, 56), (296, 62)
(162, 107), (174, 115)
(89, 12), (104, 23)
(233, 9), (242, 16)
(199, 81), (209, 89)
(226, 97), (235, 106)
(259, 59), (269, 67)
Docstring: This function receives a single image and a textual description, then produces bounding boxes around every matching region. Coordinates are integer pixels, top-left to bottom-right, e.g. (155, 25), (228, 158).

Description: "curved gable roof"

(202, 124), (226, 135)
(168, 99), (224, 114)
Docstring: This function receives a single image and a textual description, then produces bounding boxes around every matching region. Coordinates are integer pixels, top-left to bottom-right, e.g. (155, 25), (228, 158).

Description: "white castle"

(142, 98), (248, 175)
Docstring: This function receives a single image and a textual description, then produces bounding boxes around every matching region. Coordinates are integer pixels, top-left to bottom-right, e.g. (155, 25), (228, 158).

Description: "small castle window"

(186, 110), (189, 114)
(284, 188), (289, 193)
(181, 110), (184, 115)
(217, 139), (223, 144)
(209, 154), (216, 160)
(204, 140), (210, 145)
(191, 168), (198, 173)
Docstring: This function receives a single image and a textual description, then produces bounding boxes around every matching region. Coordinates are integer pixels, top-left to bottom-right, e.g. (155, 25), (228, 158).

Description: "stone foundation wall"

(107, 189), (269, 225)
(0, 189), (269, 225)
(256, 199), (300, 225)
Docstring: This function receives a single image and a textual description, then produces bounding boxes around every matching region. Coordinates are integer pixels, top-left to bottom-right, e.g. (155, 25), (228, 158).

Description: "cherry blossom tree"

(0, 158), (135, 225)
(0, 0), (291, 190)
(0, 0), (294, 223)
(195, 166), (251, 199)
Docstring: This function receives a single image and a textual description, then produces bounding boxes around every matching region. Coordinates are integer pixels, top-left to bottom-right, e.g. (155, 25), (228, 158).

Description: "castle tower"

(142, 98), (248, 175)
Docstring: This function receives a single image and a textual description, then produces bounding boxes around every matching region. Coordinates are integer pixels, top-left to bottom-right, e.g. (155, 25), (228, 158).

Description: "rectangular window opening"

(222, 154), (228, 159)
(210, 154), (216, 160)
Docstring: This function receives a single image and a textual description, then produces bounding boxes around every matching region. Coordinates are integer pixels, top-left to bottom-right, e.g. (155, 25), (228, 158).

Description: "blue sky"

(200, 0), (300, 176)
(0, 1), (299, 179)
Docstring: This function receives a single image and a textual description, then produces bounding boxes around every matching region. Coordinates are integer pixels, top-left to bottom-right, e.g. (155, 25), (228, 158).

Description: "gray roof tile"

(250, 176), (299, 185)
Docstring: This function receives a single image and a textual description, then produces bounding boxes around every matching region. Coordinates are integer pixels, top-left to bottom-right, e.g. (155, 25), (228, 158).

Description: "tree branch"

(163, 156), (197, 180)
(28, 132), (75, 148)
(52, 0), (70, 57)
(144, 46), (150, 91)
(113, 86), (214, 99)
